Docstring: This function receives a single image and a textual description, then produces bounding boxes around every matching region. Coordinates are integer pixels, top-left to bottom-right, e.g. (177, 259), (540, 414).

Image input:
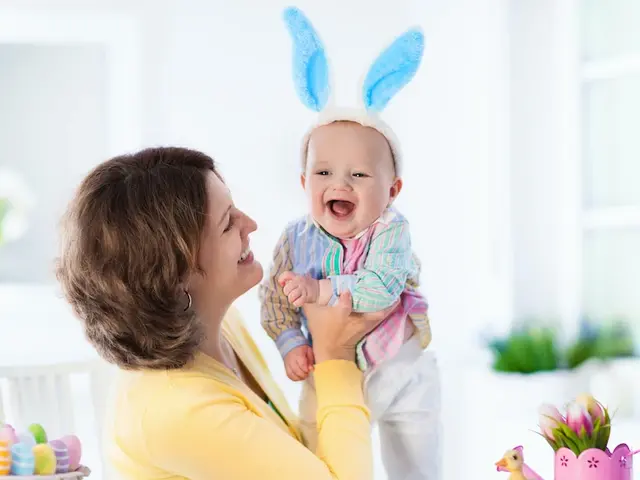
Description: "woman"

(56, 147), (391, 479)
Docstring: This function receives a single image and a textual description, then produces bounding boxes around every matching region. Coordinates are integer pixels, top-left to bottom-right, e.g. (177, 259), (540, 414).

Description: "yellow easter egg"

(0, 440), (11, 475)
(32, 443), (57, 475)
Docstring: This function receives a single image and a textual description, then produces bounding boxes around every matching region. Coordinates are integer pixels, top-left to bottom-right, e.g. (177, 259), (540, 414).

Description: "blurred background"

(0, 0), (639, 478)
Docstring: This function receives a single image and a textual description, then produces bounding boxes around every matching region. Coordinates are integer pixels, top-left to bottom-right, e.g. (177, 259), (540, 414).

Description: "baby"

(261, 119), (430, 375)
(260, 7), (442, 479)
(260, 122), (441, 479)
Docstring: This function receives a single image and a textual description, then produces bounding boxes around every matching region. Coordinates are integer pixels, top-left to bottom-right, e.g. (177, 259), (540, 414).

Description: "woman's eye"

(316, 170), (330, 176)
(223, 217), (234, 233)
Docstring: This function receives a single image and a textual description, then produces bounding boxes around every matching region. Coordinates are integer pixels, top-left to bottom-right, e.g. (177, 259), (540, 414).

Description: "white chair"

(0, 359), (115, 479)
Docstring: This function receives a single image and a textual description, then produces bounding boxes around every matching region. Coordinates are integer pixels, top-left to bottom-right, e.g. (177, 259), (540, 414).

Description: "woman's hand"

(303, 292), (399, 364)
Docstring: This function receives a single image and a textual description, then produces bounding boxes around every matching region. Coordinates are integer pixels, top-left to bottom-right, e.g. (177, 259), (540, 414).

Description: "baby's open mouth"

(327, 200), (355, 218)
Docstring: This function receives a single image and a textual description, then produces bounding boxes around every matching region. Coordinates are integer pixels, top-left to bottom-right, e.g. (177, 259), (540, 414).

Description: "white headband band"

(283, 6), (425, 176)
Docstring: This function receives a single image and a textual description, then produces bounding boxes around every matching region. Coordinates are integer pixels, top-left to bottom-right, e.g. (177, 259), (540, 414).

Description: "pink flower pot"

(554, 444), (634, 480)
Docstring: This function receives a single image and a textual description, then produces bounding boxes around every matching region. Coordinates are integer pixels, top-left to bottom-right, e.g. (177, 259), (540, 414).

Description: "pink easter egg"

(60, 435), (82, 471)
(0, 425), (17, 445)
(49, 439), (70, 473)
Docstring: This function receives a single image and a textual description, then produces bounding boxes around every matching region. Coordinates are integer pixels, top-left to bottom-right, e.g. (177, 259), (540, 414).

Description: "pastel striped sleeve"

(259, 228), (309, 358)
(328, 220), (414, 312)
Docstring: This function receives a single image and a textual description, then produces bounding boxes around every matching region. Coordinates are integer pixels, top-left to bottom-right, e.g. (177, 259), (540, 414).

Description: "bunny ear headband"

(283, 6), (425, 176)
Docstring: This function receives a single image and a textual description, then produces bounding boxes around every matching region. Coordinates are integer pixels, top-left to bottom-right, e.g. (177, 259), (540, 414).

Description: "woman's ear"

(300, 174), (307, 190)
(388, 177), (403, 205)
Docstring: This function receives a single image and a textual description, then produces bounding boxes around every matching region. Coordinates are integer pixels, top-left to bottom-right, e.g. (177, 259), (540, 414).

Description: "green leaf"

(595, 408), (612, 451)
(563, 436), (581, 456)
(589, 420), (600, 450)
(556, 422), (594, 455)
(555, 428), (581, 456)
(545, 437), (559, 451)
(531, 430), (560, 451)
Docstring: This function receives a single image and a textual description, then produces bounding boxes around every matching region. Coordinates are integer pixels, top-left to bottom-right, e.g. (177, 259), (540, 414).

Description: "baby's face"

(303, 121), (402, 239)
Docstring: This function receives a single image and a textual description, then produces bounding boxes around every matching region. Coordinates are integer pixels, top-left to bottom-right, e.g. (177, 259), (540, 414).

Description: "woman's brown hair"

(56, 147), (216, 370)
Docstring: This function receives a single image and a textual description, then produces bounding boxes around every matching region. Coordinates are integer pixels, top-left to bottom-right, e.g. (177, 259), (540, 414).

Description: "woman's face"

(189, 171), (262, 310)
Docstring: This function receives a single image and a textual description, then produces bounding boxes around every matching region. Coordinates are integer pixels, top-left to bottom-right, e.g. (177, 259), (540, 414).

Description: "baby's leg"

(298, 374), (319, 453)
(368, 344), (442, 480)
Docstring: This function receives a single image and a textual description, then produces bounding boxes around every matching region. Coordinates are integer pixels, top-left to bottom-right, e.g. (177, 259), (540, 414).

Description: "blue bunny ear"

(282, 7), (330, 112)
(362, 28), (425, 112)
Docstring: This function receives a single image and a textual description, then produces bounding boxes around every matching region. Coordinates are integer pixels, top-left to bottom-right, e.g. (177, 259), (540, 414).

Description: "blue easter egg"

(49, 439), (70, 473)
(10, 442), (35, 476)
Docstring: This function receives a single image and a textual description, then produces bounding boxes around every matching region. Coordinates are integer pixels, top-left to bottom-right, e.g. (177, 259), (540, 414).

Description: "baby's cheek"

(310, 195), (326, 217)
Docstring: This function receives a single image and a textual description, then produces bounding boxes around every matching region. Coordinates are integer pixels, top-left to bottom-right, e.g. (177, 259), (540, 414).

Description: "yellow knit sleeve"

(145, 361), (372, 480)
(314, 360), (373, 479)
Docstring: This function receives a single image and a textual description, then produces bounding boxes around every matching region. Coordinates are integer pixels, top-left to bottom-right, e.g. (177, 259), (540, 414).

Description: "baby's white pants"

(299, 335), (442, 480)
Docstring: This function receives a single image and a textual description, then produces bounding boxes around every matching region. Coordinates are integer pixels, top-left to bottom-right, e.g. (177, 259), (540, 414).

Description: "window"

(579, 0), (640, 333)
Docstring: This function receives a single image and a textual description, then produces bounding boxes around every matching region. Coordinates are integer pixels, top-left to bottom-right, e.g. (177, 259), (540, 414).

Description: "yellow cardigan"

(104, 307), (373, 479)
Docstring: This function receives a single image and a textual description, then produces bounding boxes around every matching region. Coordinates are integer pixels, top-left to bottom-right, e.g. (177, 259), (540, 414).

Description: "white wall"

(0, 44), (108, 282)
(509, 0), (581, 332)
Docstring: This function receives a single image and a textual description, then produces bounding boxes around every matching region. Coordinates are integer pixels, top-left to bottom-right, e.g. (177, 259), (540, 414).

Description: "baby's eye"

(352, 172), (369, 178)
(316, 170), (330, 176)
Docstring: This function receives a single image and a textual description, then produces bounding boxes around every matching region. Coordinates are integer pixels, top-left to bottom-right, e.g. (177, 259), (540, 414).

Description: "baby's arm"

(259, 228), (309, 358)
(327, 220), (415, 312)
(259, 227), (314, 380)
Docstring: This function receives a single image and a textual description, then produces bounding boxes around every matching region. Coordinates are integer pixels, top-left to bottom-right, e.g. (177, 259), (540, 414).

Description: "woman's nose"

(240, 211), (257, 235)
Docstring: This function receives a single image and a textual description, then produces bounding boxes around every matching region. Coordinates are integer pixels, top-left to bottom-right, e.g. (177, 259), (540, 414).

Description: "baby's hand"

(278, 271), (319, 307)
(284, 344), (315, 381)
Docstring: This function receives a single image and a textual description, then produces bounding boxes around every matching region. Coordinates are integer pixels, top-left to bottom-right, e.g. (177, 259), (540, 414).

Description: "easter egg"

(28, 423), (47, 444)
(60, 434), (82, 471)
(32, 443), (57, 475)
(10, 442), (35, 476)
(0, 424), (17, 445)
(16, 431), (36, 448)
(49, 439), (70, 473)
(0, 440), (11, 475)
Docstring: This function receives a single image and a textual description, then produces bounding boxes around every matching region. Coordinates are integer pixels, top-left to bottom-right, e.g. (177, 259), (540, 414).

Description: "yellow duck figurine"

(495, 449), (528, 480)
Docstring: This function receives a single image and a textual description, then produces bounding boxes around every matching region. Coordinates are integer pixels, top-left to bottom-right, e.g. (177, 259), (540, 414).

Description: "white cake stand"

(0, 466), (90, 479)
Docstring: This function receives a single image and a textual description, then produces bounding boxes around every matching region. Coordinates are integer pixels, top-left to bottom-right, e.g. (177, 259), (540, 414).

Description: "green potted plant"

(566, 318), (635, 367)
(569, 318), (639, 418)
(488, 323), (562, 374)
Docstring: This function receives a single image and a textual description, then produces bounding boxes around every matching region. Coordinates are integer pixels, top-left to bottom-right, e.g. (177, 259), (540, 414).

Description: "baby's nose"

(332, 175), (353, 190)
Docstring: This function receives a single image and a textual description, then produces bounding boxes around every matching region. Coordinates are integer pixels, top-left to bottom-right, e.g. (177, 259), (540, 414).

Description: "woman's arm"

(146, 360), (372, 480)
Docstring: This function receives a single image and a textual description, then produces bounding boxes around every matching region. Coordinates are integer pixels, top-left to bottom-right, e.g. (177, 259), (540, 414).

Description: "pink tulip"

(538, 404), (564, 440)
(566, 402), (593, 437)
(575, 393), (605, 424)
